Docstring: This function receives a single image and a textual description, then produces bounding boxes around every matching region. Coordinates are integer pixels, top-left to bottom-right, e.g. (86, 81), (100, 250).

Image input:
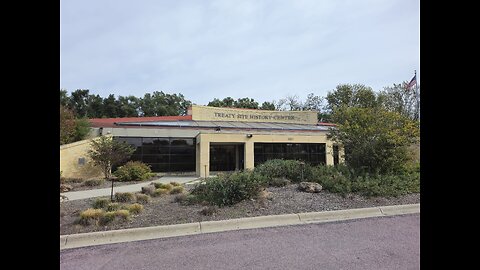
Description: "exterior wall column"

(326, 141), (334, 166)
(197, 138), (210, 178)
(244, 140), (254, 170)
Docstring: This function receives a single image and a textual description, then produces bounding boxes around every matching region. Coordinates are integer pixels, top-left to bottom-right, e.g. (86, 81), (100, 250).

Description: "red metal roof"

(89, 115), (192, 127)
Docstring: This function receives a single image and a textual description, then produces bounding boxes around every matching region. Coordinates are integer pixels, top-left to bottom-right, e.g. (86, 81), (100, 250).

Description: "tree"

(102, 94), (119, 118)
(60, 89), (69, 107)
(234, 97), (259, 109)
(117, 95), (140, 117)
(69, 89), (90, 117)
(139, 91), (192, 116)
(328, 107), (419, 174)
(260, 101), (276, 110)
(325, 84), (379, 113)
(86, 94), (104, 118)
(88, 136), (135, 201)
(60, 105), (76, 145)
(88, 136), (135, 179)
(379, 83), (420, 121)
(74, 118), (91, 141)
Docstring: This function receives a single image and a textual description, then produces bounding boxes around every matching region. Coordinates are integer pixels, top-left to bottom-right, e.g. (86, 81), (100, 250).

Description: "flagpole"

(414, 70), (419, 120)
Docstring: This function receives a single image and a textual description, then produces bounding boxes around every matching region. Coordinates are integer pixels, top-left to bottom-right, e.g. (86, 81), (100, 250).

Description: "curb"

(60, 203), (419, 250)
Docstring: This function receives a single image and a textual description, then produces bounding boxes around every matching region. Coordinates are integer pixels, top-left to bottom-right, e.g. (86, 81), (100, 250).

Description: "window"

(114, 137), (196, 172)
(254, 143), (326, 166)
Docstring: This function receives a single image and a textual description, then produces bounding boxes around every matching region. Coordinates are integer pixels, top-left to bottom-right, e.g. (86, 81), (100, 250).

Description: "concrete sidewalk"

(61, 176), (199, 201)
(60, 203), (420, 250)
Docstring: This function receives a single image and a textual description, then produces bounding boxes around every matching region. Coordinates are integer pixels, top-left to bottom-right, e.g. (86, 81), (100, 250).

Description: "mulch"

(60, 184), (419, 235)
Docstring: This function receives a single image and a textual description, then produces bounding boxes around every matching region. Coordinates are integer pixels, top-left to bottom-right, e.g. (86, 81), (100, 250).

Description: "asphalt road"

(60, 213), (419, 270)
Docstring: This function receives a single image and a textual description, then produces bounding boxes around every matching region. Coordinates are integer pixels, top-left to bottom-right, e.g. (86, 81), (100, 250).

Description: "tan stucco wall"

(191, 105), (318, 125)
(195, 132), (337, 177)
(60, 138), (104, 179)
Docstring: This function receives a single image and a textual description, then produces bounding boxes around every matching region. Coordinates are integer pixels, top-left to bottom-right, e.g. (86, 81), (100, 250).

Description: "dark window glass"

(254, 143), (326, 167)
(333, 145), (339, 166)
(113, 137), (196, 173)
(170, 147), (195, 155)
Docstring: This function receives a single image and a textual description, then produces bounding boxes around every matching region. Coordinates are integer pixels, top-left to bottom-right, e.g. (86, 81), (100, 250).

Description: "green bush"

(115, 192), (135, 202)
(154, 183), (173, 190)
(169, 186), (184, 194)
(311, 165), (352, 196)
(126, 203), (144, 214)
(135, 193), (151, 204)
(169, 181), (181, 186)
(92, 198), (110, 209)
(79, 208), (104, 225)
(84, 179), (104, 186)
(268, 177), (291, 187)
(254, 159), (314, 183)
(191, 171), (266, 207)
(352, 171), (420, 197)
(113, 161), (155, 181)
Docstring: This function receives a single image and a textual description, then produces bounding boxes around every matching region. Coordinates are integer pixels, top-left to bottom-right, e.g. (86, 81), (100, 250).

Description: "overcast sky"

(60, 0), (419, 105)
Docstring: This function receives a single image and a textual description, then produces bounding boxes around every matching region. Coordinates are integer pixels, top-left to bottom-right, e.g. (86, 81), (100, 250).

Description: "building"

(66, 105), (343, 178)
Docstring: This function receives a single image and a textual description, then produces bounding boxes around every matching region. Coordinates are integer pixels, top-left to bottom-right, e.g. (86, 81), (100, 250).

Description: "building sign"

(190, 105), (318, 125)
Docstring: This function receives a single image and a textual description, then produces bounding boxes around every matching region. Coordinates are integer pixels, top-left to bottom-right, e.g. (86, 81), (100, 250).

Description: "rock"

(60, 194), (69, 202)
(258, 190), (274, 200)
(298, 182), (322, 193)
(60, 184), (73, 192)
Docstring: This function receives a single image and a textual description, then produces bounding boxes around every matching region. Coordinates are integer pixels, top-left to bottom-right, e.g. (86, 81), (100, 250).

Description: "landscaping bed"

(60, 184), (419, 235)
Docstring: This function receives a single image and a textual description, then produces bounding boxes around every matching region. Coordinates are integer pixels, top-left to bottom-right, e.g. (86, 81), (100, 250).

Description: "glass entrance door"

(210, 143), (245, 171)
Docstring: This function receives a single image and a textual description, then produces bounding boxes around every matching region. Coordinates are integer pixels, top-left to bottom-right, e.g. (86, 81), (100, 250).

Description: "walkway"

(61, 176), (199, 201)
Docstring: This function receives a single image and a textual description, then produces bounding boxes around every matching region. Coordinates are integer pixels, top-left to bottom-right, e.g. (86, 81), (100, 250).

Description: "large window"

(254, 143), (326, 166)
(114, 137), (196, 172)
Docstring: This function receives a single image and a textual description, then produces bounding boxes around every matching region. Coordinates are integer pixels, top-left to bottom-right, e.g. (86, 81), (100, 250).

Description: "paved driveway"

(60, 213), (420, 270)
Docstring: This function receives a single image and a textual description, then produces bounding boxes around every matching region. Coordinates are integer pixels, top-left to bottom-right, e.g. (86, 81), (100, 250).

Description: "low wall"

(60, 137), (104, 179)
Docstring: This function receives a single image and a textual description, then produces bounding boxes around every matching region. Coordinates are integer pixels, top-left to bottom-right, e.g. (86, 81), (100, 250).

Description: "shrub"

(154, 183), (173, 190)
(115, 192), (135, 202)
(141, 185), (156, 196)
(113, 161), (155, 182)
(106, 202), (121, 211)
(126, 203), (144, 214)
(79, 208), (104, 225)
(352, 172), (420, 198)
(100, 211), (116, 225)
(169, 186), (184, 194)
(92, 198), (110, 209)
(154, 188), (170, 196)
(191, 171), (266, 207)
(169, 181), (181, 186)
(254, 159), (314, 183)
(268, 177), (291, 187)
(174, 193), (198, 205)
(310, 165), (352, 196)
(200, 206), (218, 216)
(84, 179), (104, 186)
(115, 209), (131, 221)
(135, 193), (151, 204)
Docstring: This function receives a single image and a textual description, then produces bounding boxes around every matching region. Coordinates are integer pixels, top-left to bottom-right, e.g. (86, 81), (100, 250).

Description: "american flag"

(406, 74), (417, 90)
